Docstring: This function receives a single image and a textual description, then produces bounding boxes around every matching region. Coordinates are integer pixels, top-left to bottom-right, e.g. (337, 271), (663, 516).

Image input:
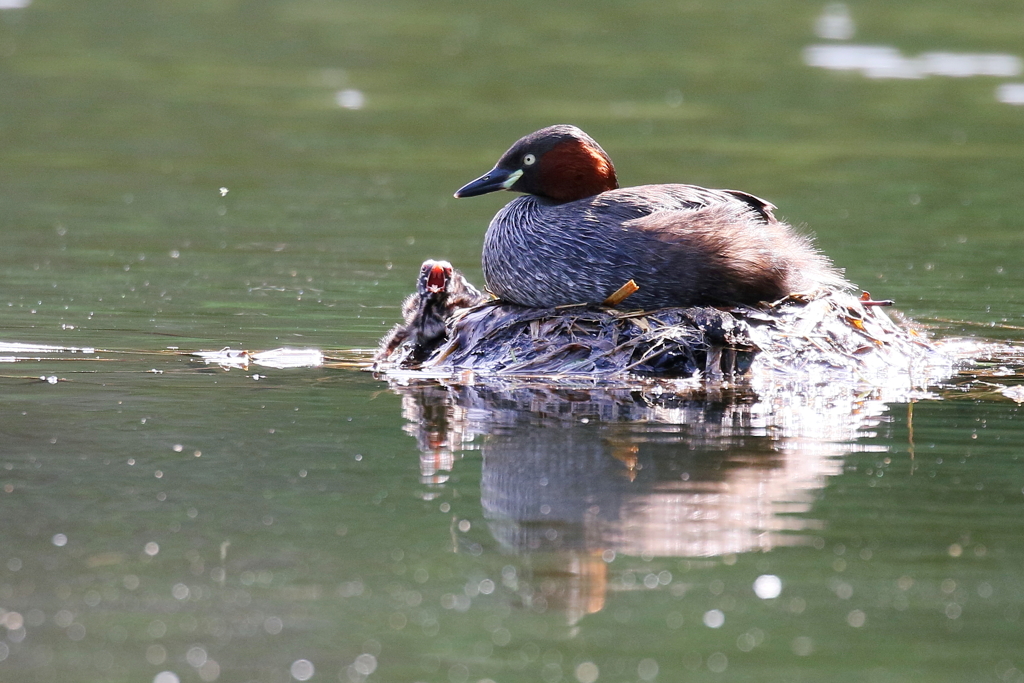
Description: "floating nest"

(373, 263), (948, 385)
(433, 302), (756, 378)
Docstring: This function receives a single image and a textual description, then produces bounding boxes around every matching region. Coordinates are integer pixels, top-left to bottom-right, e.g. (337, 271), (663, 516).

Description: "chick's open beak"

(426, 264), (449, 293)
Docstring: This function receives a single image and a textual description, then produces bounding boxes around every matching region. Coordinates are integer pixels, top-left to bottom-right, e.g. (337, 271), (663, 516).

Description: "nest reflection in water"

(386, 366), (941, 625)
(374, 276), (961, 624)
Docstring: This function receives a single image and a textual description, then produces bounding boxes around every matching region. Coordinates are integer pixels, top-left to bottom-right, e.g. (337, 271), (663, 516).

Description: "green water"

(2, 1), (1024, 681)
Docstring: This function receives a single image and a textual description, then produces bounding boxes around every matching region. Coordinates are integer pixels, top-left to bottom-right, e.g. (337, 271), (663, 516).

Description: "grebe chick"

(376, 260), (485, 363)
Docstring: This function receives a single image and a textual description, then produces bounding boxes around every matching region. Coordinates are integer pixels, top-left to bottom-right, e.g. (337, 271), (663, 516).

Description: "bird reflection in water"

(391, 379), (901, 625)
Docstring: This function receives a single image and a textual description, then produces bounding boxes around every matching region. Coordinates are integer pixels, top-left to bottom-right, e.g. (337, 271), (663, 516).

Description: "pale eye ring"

(523, 153), (536, 166)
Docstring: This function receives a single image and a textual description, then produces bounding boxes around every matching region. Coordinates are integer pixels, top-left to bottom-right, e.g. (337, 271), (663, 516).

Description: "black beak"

(453, 166), (522, 198)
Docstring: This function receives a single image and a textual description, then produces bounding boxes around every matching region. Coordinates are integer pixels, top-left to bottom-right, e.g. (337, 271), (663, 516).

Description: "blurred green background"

(1, 1), (1023, 682)
(2, 0), (1023, 349)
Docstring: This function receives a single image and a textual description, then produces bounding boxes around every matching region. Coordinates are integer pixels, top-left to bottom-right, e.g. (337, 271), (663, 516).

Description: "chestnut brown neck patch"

(536, 139), (618, 203)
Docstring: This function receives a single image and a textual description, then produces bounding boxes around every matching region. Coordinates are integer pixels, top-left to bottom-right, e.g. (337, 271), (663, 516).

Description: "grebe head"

(454, 125), (618, 203)
(417, 259), (453, 295)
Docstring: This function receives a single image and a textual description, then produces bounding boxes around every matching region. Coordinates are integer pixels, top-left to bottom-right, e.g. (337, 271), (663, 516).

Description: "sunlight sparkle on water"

(703, 609), (725, 628)
(792, 637), (814, 656)
(814, 3), (855, 40)
(290, 659), (315, 681)
(804, 45), (1021, 81)
(146, 645), (167, 666)
(637, 658), (659, 681)
(187, 647), (207, 668)
(1, 612), (23, 630)
(198, 661), (220, 682)
(264, 616), (284, 634)
(343, 653), (377, 681)
(753, 574), (782, 599)
(997, 83), (1024, 105)
(574, 661), (599, 683)
(336, 89), (365, 110)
